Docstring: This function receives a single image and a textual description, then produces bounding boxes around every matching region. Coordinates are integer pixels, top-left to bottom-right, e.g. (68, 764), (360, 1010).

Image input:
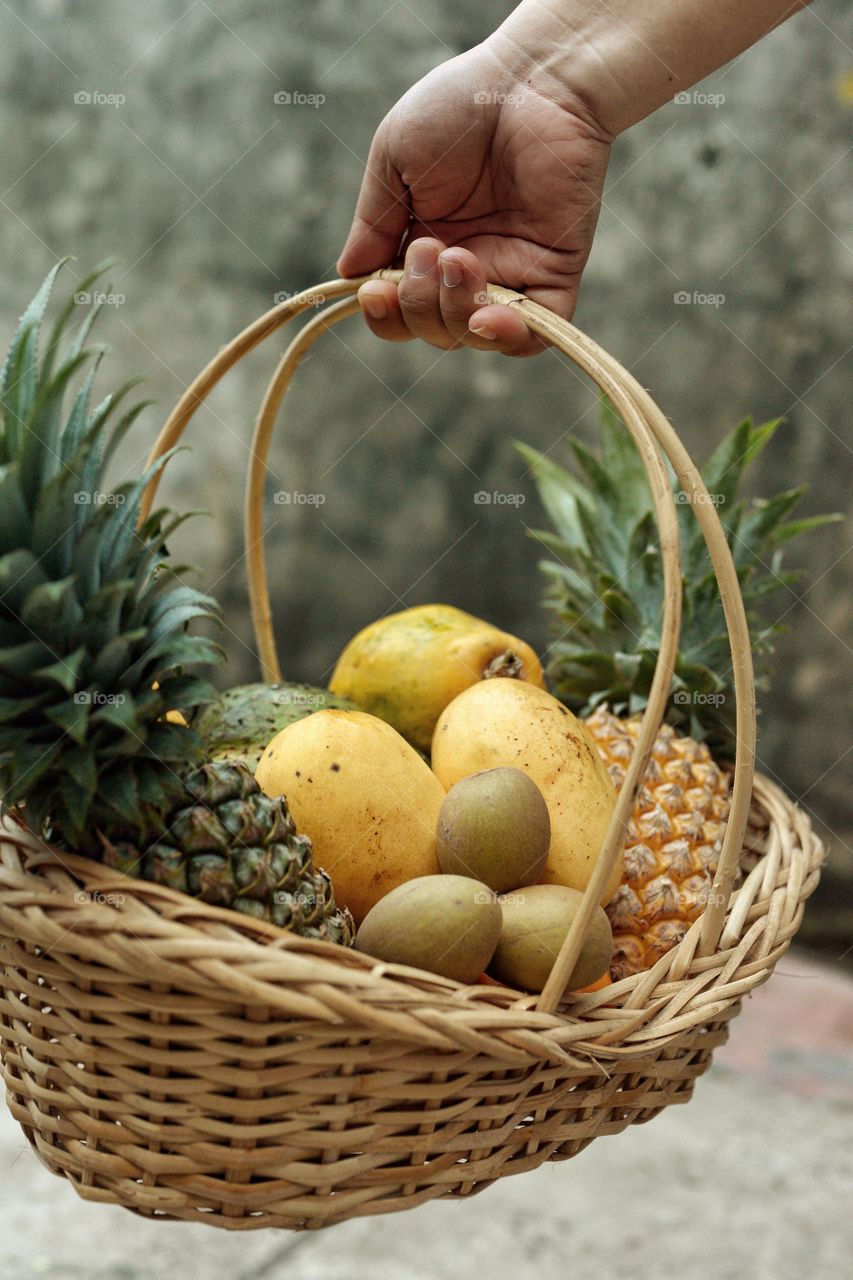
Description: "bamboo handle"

(142, 272), (756, 1010)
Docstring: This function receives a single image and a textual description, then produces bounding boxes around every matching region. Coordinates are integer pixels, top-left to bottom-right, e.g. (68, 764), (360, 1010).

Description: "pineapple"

(585, 708), (730, 978)
(104, 761), (354, 942)
(0, 264), (353, 946)
(520, 401), (836, 978)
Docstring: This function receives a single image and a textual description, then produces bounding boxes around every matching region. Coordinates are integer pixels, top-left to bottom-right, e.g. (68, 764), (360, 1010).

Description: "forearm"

(485, 0), (813, 136)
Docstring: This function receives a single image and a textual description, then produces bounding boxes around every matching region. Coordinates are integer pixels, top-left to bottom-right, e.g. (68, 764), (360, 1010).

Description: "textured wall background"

(1, 0), (850, 954)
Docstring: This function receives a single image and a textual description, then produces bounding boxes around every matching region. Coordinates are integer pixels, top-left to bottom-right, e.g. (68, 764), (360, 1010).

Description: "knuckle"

(440, 298), (473, 332)
(397, 288), (437, 320)
(440, 293), (486, 337)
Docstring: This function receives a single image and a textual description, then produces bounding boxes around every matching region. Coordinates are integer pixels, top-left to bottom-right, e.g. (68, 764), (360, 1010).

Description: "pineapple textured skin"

(103, 761), (355, 945)
(585, 706), (731, 979)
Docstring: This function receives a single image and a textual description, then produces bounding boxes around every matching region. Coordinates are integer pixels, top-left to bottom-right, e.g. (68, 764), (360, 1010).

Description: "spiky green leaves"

(0, 264), (222, 850)
(519, 401), (839, 756)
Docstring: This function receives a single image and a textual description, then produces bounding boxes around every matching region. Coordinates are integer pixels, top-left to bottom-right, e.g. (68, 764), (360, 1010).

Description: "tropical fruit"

(489, 884), (612, 993)
(104, 761), (354, 942)
(355, 874), (502, 983)
(255, 709), (445, 922)
(194, 681), (357, 769)
(0, 266), (351, 943)
(432, 680), (620, 905)
(329, 603), (546, 751)
(436, 767), (550, 892)
(585, 708), (730, 978)
(521, 402), (837, 976)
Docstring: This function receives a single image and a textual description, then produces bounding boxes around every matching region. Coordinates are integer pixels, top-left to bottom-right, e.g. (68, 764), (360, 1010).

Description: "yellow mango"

(431, 680), (621, 906)
(329, 603), (546, 752)
(255, 709), (443, 923)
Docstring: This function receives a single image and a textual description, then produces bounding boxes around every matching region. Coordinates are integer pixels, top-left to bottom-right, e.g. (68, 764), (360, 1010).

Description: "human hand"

(336, 42), (612, 357)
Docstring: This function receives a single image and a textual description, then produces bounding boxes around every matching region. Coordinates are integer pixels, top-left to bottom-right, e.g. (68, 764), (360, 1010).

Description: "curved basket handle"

(140, 273), (756, 1011)
(246, 294), (363, 683)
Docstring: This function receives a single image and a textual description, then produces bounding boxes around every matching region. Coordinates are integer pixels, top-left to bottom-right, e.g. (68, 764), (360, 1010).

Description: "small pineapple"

(0, 264), (352, 945)
(521, 400), (836, 977)
(104, 761), (354, 943)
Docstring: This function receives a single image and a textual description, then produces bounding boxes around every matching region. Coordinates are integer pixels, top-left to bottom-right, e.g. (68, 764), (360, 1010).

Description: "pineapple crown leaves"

(0, 262), (224, 850)
(517, 397), (840, 755)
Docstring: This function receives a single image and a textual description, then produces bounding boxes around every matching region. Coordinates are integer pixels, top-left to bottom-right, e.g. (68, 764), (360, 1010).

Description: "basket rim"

(0, 771), (823, 1069)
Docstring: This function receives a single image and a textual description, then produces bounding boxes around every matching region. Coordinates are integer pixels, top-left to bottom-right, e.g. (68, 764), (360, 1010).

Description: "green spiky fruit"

(0, 265), (353, 945)
(103, 760), (354, 943)
(194, 682), (358, 770)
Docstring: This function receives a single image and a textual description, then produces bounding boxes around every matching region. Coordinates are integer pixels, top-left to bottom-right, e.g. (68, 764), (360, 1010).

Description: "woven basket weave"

(0, 275), (824, 1230)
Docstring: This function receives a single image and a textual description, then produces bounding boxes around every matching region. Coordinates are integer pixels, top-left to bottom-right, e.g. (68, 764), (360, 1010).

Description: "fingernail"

(469, 321), (496, 341)
(409, 242), (436, 277)
(439, 255), (463, 288)
(361, 291), (387, 321)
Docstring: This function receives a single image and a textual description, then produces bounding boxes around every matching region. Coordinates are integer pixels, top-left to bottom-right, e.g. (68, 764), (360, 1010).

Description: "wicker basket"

(0, 274), (824, 1231)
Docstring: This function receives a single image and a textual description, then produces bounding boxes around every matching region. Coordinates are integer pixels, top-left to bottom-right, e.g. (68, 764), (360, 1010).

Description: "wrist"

(485, 0), (815, 138)
(482, 0), (631, 139)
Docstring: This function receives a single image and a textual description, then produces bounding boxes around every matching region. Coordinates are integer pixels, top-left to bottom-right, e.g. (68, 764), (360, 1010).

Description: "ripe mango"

(329, 603), (546, 752)
(255, 709), (444, 923)
(355, 874), (502, 983)
(490, 884), (612, 993)
(432, 680), (620, 905)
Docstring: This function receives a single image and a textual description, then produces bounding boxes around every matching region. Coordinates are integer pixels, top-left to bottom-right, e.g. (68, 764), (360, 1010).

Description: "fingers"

(355, 239), (549, 356)
(467, 303), (548, 357)
(396, 239), (465, 351)
(356, 280), (413, 343)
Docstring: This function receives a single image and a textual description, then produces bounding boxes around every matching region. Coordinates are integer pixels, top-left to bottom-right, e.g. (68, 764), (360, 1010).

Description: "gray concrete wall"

(0, 0), (850, 950)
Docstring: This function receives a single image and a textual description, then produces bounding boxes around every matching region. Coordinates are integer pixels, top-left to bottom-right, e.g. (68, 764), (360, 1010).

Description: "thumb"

(337, 132), (411, 277)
